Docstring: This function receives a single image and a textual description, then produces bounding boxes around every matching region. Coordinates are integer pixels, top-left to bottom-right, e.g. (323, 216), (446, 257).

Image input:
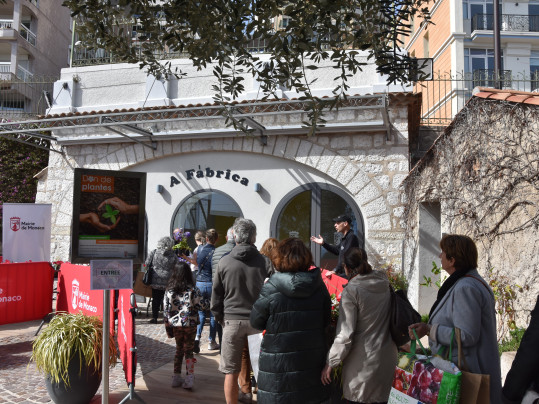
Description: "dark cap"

(332, 214), (352, 223)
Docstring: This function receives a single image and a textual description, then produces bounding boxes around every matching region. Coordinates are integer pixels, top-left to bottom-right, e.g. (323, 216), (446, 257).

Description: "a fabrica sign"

(170, 167), (249, 187)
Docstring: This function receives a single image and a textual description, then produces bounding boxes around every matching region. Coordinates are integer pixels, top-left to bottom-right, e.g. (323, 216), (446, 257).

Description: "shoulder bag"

(389, 284), (422, 347)
(142, 250), (156, 286)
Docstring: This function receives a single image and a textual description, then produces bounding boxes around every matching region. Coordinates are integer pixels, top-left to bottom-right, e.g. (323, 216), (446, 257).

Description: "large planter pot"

(45, 353), (101, 404)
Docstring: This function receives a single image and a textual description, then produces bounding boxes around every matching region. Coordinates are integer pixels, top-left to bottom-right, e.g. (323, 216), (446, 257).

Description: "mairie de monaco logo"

(71, 279), (80, 310)
(10, 217), (21, 232)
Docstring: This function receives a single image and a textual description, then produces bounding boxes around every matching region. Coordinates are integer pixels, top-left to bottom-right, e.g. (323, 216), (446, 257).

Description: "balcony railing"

(16, 65), (33, 81)
(71, 37), (273, 67)
(19, 24), (36, 46)
(0, 19), (14, 29)
(0, 63), (11, 74)
(472, 13), (539, 32)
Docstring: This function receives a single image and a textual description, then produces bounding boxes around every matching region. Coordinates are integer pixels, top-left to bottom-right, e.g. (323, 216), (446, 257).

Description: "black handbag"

(142, 250), (155, 286)
(389, 284), (421, 347)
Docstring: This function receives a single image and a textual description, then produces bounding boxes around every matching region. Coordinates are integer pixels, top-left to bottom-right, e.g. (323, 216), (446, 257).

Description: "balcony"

(16, 65), (33, 81)
(19, 24), (36, 46)
(472, 14), (539, 32)
(0, 19), (14, 29)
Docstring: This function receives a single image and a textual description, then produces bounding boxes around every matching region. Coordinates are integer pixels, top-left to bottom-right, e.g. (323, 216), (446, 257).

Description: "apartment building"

(0, 0), (71, 117)
(402, 0), (539, 126)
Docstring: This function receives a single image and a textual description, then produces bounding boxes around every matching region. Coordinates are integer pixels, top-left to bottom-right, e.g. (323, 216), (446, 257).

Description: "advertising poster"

(72, 169), (146, 263)
(2, 203), (51, 262)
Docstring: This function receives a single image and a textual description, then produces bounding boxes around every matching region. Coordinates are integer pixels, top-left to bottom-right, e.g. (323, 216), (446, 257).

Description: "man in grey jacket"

(211, 218), (272, 404)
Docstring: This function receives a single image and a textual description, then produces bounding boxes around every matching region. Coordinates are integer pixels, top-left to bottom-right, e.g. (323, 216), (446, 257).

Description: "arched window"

(271, 184), (364, 271)
(170, 190), (242, 249)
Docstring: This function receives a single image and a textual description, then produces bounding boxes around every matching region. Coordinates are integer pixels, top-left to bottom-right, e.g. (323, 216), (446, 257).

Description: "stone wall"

(402, 96), (539, 335)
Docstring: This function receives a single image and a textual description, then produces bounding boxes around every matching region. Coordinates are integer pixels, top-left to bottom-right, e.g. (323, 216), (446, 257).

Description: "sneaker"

(238, 391), (253, 403)
(182, 374), (194, 389)
(208, 340), (220, 351)
(148, 318), (157, 324)
(171, 374), (183, 387)
(193, 339), (200, 354)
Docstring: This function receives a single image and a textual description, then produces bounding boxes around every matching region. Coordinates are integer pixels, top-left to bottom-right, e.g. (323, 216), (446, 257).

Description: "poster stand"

(118, 294), (145, 404)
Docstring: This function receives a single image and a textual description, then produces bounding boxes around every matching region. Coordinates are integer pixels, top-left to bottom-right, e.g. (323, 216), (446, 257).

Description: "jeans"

(196, 281), (217, 342)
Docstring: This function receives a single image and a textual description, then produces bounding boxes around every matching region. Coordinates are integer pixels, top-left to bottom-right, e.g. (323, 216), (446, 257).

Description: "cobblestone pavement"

(0, 310), (214, 404)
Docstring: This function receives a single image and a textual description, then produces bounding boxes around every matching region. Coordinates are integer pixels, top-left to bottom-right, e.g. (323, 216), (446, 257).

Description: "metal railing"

(0, 75), (57, 120)
(16, 65), (33, 81)
(71, 37), (274, 67)
(472, 13), (539, 32)
(415, 70), (539, 126)
(19, 25), (36, 46)
(0, 19), (14, 29)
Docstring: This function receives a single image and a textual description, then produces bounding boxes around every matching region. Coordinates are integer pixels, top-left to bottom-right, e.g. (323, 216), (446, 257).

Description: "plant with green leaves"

(102, 204), (120, 225)
(487, 267), (523, 339)
(419, 261), (447, 289)
(378, 260), (409, 292)
(63, 0), (431, 135)
(31, 312), (117, 386)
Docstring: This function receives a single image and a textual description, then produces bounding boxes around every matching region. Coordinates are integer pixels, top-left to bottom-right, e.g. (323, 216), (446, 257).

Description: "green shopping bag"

(390, 330), (462, 404)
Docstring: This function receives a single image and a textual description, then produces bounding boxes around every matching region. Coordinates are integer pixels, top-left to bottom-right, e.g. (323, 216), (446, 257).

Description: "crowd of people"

(143, 216), (538, 404)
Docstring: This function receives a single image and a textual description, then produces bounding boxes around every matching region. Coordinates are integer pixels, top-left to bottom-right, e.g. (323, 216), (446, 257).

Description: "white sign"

(2, 203), (51, 263)
(90, 259), (133, 290)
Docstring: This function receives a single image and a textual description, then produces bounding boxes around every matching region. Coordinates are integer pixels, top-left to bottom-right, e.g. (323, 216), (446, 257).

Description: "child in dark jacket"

(163, 262), (209, 389)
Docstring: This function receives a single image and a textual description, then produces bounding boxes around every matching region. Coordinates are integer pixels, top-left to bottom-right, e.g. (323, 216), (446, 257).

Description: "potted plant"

(31, 312), (117, 404)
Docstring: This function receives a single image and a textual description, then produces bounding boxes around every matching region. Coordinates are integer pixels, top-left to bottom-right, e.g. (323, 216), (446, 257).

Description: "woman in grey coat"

(321, 248), (396, 403)
(146, 236), (177, 323)
(409, 234), (501, 403)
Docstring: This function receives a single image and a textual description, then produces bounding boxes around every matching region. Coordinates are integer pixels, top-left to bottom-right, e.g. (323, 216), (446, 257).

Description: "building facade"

(31, 55), (420, 275)
(402, 0), (539, 126)
(0, 0), (71, 117)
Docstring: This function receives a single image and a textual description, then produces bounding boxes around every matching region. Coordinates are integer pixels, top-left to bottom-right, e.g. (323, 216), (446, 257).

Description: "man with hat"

(310, 214), (359, 278)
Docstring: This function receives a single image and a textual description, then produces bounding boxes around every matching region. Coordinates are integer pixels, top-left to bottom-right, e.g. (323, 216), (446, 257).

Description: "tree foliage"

(63, 0), (430, 134)
(0, 138), (49, 238)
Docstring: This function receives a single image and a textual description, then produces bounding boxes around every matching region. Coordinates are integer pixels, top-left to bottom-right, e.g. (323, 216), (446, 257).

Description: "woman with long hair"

(321, 248), (396, 404)
(164, 261), (209, 389)
(251, 238), (331, 403)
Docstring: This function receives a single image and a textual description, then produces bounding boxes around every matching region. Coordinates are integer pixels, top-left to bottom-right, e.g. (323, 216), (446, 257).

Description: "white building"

(25, 54), (420, 280)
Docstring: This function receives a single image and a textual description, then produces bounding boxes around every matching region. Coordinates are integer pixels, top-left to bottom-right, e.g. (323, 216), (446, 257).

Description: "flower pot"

(45, 353), (101, 404)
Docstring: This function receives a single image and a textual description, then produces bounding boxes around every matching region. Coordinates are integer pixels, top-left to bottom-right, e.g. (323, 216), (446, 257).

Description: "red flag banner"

(56, 263), (104, 317)
(321, 269), (348, 297)
(0, 262), (54, 325)
(117, 289), (137, 384)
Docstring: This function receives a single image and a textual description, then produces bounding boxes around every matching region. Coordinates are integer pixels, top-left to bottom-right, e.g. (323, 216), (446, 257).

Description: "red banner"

(0, 262), (54, 325)
(57, 263), (104, 317)
(117, 289), (137, 384)
(321, 269), (348, 297)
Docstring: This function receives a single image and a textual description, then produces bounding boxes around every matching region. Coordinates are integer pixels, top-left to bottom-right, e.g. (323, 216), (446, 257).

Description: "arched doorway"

(270, 183), (364, 271)
(170, 190), (243, 249)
